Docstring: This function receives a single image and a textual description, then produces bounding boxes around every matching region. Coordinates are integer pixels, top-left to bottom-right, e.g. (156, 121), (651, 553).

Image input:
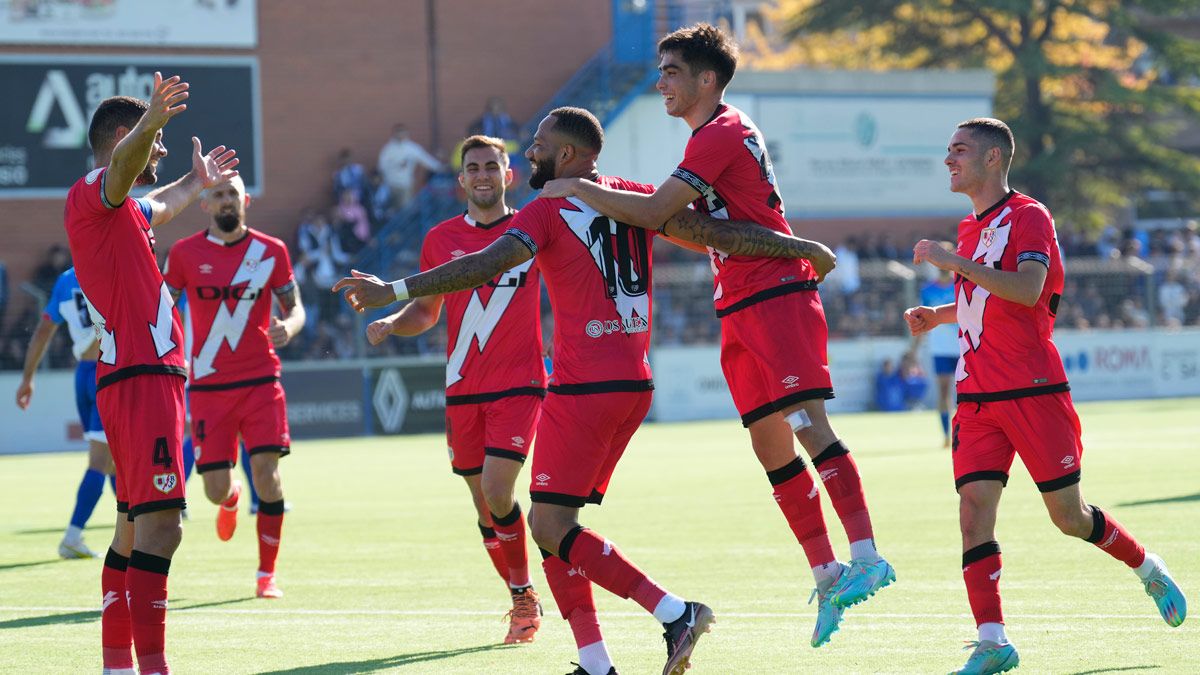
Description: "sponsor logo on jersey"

(584, 316), (648, 338)
(153, 473), (177, 494)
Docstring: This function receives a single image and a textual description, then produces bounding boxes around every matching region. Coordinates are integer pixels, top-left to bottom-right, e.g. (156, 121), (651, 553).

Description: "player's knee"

(481, 480), (515, 516)
(203, 477), (232, 504)
(133, 511), (183, 556)
(1048, 504), (1091, 538)
(527, 506), (571, 550)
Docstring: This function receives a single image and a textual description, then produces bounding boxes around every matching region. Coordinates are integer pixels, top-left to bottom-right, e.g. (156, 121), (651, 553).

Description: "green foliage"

(763, 0), (1200, 229)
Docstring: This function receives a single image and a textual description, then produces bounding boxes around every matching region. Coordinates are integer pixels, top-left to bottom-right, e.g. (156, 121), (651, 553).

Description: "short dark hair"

(547, 107), (603, 154)
(88, 96), (147, 153)
(957, 117), (1015, 166)
(658, 22), (738, 89)
(459, 134), (508, 166)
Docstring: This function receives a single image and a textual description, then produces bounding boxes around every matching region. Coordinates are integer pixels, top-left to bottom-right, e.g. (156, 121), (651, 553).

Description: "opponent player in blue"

(916, 247), (958, 447)
(15, 266), (115, 559)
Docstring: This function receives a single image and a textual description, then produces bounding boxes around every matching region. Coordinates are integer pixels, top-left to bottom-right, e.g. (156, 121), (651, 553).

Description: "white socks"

(813, 561), (843, 588)
(979, 622), (1008, 645)
(849, 538), (880, 562)
(578, 640), (613, 675)
(652, 593), (686, 624)
(1134, 553), (1161, 581)
(64, 524), (85, 543)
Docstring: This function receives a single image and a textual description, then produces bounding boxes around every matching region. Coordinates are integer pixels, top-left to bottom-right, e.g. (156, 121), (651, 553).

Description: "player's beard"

(214, 212), (242, 232)
(137, 163), (158, 186)
(529, 156), (557, 190)
(469, 187), (501, 210)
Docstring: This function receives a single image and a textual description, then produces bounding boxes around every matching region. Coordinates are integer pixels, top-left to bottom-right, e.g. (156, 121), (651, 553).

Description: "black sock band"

(128, 550), (171, 576)
(478, 524), (497, 539)
(257, 499), (286, 516)
(104, 549), (129, 572)
(558, 525), (586, 564)
(538, 547), (555, 561)
(1086, 505), (1107, 544)
(962, 541), (1001, 568)
(766, 456), (807, 486)
(813, 440), (850, 467)
(491, 503), (522, 527)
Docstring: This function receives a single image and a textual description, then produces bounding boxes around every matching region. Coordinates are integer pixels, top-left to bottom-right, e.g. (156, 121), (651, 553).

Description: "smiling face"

(525, 116), (562, 189)
(656, 50), (704, 119)
(459, 144), (510, 210)
(944, 127), (994, 196)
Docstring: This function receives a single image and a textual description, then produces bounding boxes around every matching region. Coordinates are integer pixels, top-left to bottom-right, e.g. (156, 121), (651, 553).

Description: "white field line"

(0, 606), (1163, 621)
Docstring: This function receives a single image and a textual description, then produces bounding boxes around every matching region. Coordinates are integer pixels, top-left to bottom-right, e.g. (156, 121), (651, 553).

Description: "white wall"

(0, 370), (88, 454)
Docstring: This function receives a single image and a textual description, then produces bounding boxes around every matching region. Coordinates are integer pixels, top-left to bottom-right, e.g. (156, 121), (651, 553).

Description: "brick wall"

(1, 0), (609, 326)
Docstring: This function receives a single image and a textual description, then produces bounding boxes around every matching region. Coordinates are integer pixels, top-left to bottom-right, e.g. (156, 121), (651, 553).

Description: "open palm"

(191, 136), (240, 189)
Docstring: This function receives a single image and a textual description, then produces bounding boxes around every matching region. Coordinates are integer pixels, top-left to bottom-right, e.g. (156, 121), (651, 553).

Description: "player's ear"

(113, 125), (132, 144)
(503, 167), (514, 188)
(458, 171), (467, 190)
(243, 193), (252, 210)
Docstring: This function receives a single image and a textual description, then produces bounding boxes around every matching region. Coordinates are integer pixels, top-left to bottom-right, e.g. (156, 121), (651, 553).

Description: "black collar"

(691, 103), (727, 137)
(465, 210), (515, 230)
(975, 190), (1016, 222)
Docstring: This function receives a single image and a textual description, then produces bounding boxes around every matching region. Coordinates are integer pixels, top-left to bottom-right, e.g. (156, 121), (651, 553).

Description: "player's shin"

(256, 499), (285, 574)
(479, 523), (510, 583)
(491, 503), (531, 588)
(768, 457), (837, 575)
(1085, 505), (1146, 568)
(812, 441), (876, 556)
(126, 550), (171, 674)
(101, 549), (134, 673)
(543, 549), (613, 674)
(558, 526), (685, 622)
(963, 541), (1006, 643)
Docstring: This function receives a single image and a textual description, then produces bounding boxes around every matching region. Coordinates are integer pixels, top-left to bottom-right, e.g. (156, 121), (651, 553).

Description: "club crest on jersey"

(153, 473), (178, 494)
(981, 227), (997, 248)
(242, 258), (259, 272)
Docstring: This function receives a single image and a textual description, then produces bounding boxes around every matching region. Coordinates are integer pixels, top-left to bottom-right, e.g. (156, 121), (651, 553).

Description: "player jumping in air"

(335, 107), (835, 675)
(905, 117), (1187, 674)
(66, 73), (238, 675)
(164, 174), (304, 599)
(16, 266), (115, 559)
(365, 135), (547, 644)
(538, 23), (891, 648)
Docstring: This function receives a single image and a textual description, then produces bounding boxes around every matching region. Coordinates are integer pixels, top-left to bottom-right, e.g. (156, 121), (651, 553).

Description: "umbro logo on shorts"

(451, 249), (466, 258)
(781, 375), (800, 388)
(153, 473), (178, 494)
(511, 436), (526, 448)
(1061, 455), (1076, 468)
(535, 473), (550, 486)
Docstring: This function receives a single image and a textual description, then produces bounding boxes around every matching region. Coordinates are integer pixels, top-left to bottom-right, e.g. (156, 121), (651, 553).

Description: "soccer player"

(365, 135), (546, 644)
(164, 173), (303, 599)
(537, 23), (893, 647)
(336, 107), (834, 675)
(65, 73), (238, 675)
(904, 117), (1187, 674)
(916, 248), (958, 447)
(16, 266), (115, 558)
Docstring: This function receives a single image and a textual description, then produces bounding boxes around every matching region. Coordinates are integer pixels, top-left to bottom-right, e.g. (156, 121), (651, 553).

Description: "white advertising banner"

(1056, 329), (1200, 401)
(0, 0), (257, 47)
(0, 370), (87, 454)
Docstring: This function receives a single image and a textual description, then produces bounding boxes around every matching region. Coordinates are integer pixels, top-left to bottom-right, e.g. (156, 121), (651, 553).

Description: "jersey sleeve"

(69, 168), (114, 218)
(163, 243), (187, 292)
(132, 198), (154, 225)
(44, 273), (70, 324)
(1012, 205), (1055, 268)
(671, 126), (734, 197)
(419, 230), (439, 273)
(269, 240), (297, 292)
(504, 199), (553, 255)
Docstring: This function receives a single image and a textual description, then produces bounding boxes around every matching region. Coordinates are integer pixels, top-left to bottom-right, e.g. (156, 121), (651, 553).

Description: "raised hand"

(143, 71), (190, 131)
(332, 269), (396, 312)
(191, 137), (239, 189)
(904, 306), (937, 336)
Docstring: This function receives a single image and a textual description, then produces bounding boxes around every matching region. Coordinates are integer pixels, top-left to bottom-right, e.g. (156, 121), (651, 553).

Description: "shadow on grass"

(175, 596), (256, 611)
(0, 558), (66, 572)
(13, 525), (114, 535)
(1118, 492), (1200, 508)
(1071, 667), (1161, 674)
(256, 643), (518, 674)
(0, 609), (98, 630)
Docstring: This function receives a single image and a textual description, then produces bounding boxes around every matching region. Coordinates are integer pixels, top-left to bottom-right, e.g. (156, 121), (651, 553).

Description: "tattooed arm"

(334, 235), (533, 311)
(661, 209), (837, 280)
(269, 282), (307, 348)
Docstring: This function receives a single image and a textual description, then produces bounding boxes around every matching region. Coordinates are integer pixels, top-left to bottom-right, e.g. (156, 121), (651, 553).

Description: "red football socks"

(491, 504), (531, 588)
(767, 457), (835, 568)
(560, 527), (664, 613)
(101, 549), (133, 672)
(813, 442), (875, 543)
(962, 541), (1004, 627)
(542, 550), (597, 624)
(126, 550), (171, 674)
(1086, 506), (1146, 568)
(256, 499), (285, 575)
(477, 523), (510, 583)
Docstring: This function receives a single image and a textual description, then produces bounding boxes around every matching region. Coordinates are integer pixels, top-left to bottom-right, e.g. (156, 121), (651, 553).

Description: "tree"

(751, 1), (1200, 230)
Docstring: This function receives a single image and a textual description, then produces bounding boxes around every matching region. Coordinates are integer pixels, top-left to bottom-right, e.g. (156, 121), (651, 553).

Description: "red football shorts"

(445, 394), (543, 476)
(190, 380), (291, 473)
(719, 289), (834, 427)
(529, 390), (653, 508)
(97, 373), (187, 519)
(952, 391), (1084, 493)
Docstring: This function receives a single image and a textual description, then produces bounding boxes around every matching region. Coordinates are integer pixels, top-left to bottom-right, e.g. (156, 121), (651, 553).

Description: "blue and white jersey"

(44, 267), (98, 362)
(921, 279), (958, 358)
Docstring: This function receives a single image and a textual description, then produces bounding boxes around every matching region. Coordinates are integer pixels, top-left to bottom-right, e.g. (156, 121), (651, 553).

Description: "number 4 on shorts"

(153, 437), (173, 469)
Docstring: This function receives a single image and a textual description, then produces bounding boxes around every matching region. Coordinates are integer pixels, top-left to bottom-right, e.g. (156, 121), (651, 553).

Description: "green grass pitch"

(1, 398), (1196, 673)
